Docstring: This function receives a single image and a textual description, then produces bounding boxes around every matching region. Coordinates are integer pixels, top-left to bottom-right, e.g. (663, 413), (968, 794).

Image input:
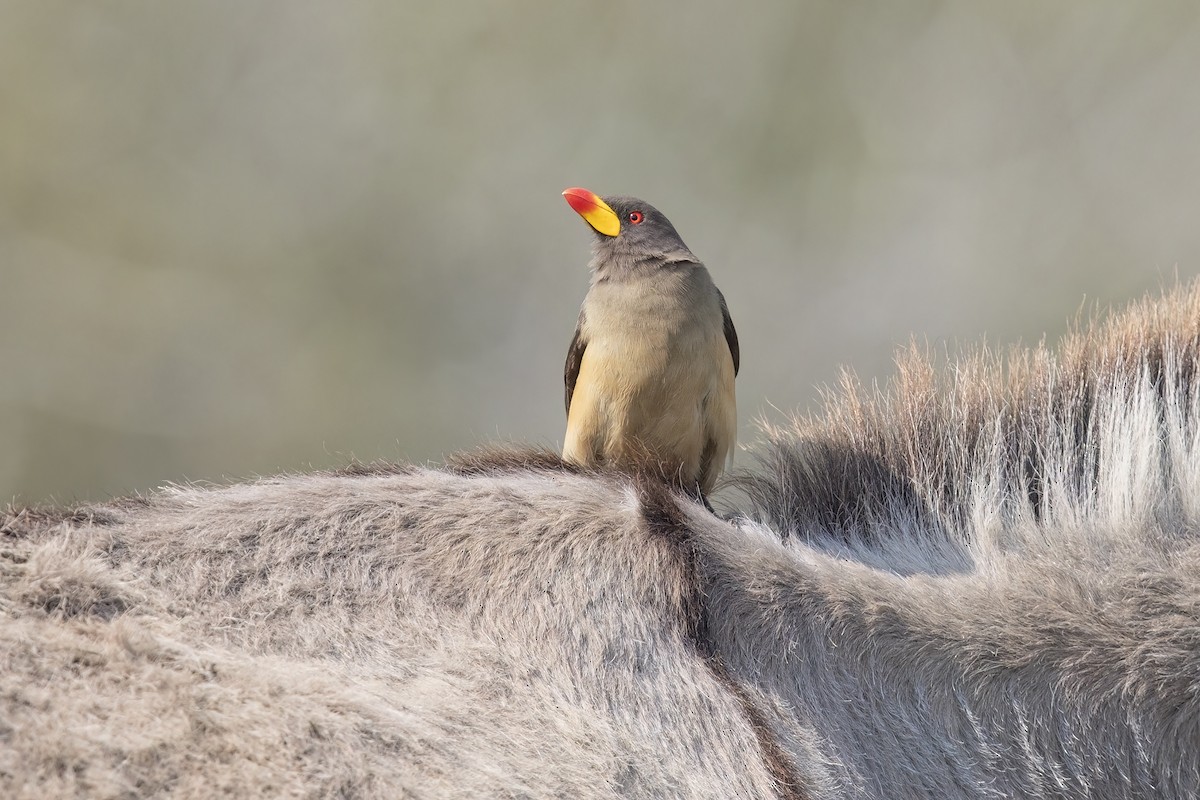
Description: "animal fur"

(3, 282), (1200, 798)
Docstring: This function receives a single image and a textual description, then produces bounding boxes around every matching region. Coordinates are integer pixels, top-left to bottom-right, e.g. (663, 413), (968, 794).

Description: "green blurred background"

(3, 2), (1199, 505)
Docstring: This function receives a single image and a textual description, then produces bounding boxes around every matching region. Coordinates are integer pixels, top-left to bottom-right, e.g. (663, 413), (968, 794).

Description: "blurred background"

(3, 2), (1200, 505)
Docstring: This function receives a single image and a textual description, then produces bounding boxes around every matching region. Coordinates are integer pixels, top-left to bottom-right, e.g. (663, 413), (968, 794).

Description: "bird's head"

(562, 187), (696, 275)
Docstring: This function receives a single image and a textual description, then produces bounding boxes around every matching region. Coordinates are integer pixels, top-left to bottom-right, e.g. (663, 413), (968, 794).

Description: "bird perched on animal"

(560, 187), (738, 500)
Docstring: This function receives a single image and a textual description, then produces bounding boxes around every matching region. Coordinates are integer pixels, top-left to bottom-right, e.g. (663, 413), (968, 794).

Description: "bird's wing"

(718, 289), (739, 376)
(564, 310), (588, 416)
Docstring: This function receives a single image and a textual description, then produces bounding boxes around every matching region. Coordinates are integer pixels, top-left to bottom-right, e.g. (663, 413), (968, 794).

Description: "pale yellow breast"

(563, 268), (736, 493)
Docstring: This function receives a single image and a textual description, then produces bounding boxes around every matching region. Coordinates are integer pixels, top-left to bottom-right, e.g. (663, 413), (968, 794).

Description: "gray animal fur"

(3, 283), (1200, 798)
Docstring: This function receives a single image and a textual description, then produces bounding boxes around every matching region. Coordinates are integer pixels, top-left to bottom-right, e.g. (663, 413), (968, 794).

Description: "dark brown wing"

(719, 290), (739, 376)
(564, 311), (587, 416)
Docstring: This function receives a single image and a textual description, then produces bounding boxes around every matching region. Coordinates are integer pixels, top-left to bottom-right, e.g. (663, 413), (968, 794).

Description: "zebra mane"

(735, 280), (1200, 571)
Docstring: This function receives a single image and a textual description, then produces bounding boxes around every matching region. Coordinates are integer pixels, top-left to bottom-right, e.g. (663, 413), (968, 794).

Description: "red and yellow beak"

(562, 187), (620, 237)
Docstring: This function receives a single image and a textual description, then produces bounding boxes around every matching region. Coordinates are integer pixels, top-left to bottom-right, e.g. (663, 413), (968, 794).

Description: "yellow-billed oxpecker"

(561, 187), (738, 499)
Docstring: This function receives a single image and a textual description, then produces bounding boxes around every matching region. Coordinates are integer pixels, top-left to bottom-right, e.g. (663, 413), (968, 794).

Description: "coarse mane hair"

(737, 281), (1200, 568)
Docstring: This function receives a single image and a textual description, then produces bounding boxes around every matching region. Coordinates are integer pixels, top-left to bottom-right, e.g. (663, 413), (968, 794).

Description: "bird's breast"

(565, 269), (736, 491)
(577, 274), (728, 437)
(582, 273), (719, 345)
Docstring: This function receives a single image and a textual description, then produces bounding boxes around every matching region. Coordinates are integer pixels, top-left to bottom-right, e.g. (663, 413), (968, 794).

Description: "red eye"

(628, 211), (644, 225)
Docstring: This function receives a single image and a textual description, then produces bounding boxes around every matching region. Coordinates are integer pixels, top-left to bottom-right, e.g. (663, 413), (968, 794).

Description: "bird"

(560, 187), (738, 500)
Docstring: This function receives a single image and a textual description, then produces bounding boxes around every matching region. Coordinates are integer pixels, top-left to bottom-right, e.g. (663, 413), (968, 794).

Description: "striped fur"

(3, 282), (1199, 797)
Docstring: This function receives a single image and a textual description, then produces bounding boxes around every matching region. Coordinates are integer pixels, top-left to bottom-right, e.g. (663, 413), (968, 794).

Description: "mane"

(735, 280), (1200, 568)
